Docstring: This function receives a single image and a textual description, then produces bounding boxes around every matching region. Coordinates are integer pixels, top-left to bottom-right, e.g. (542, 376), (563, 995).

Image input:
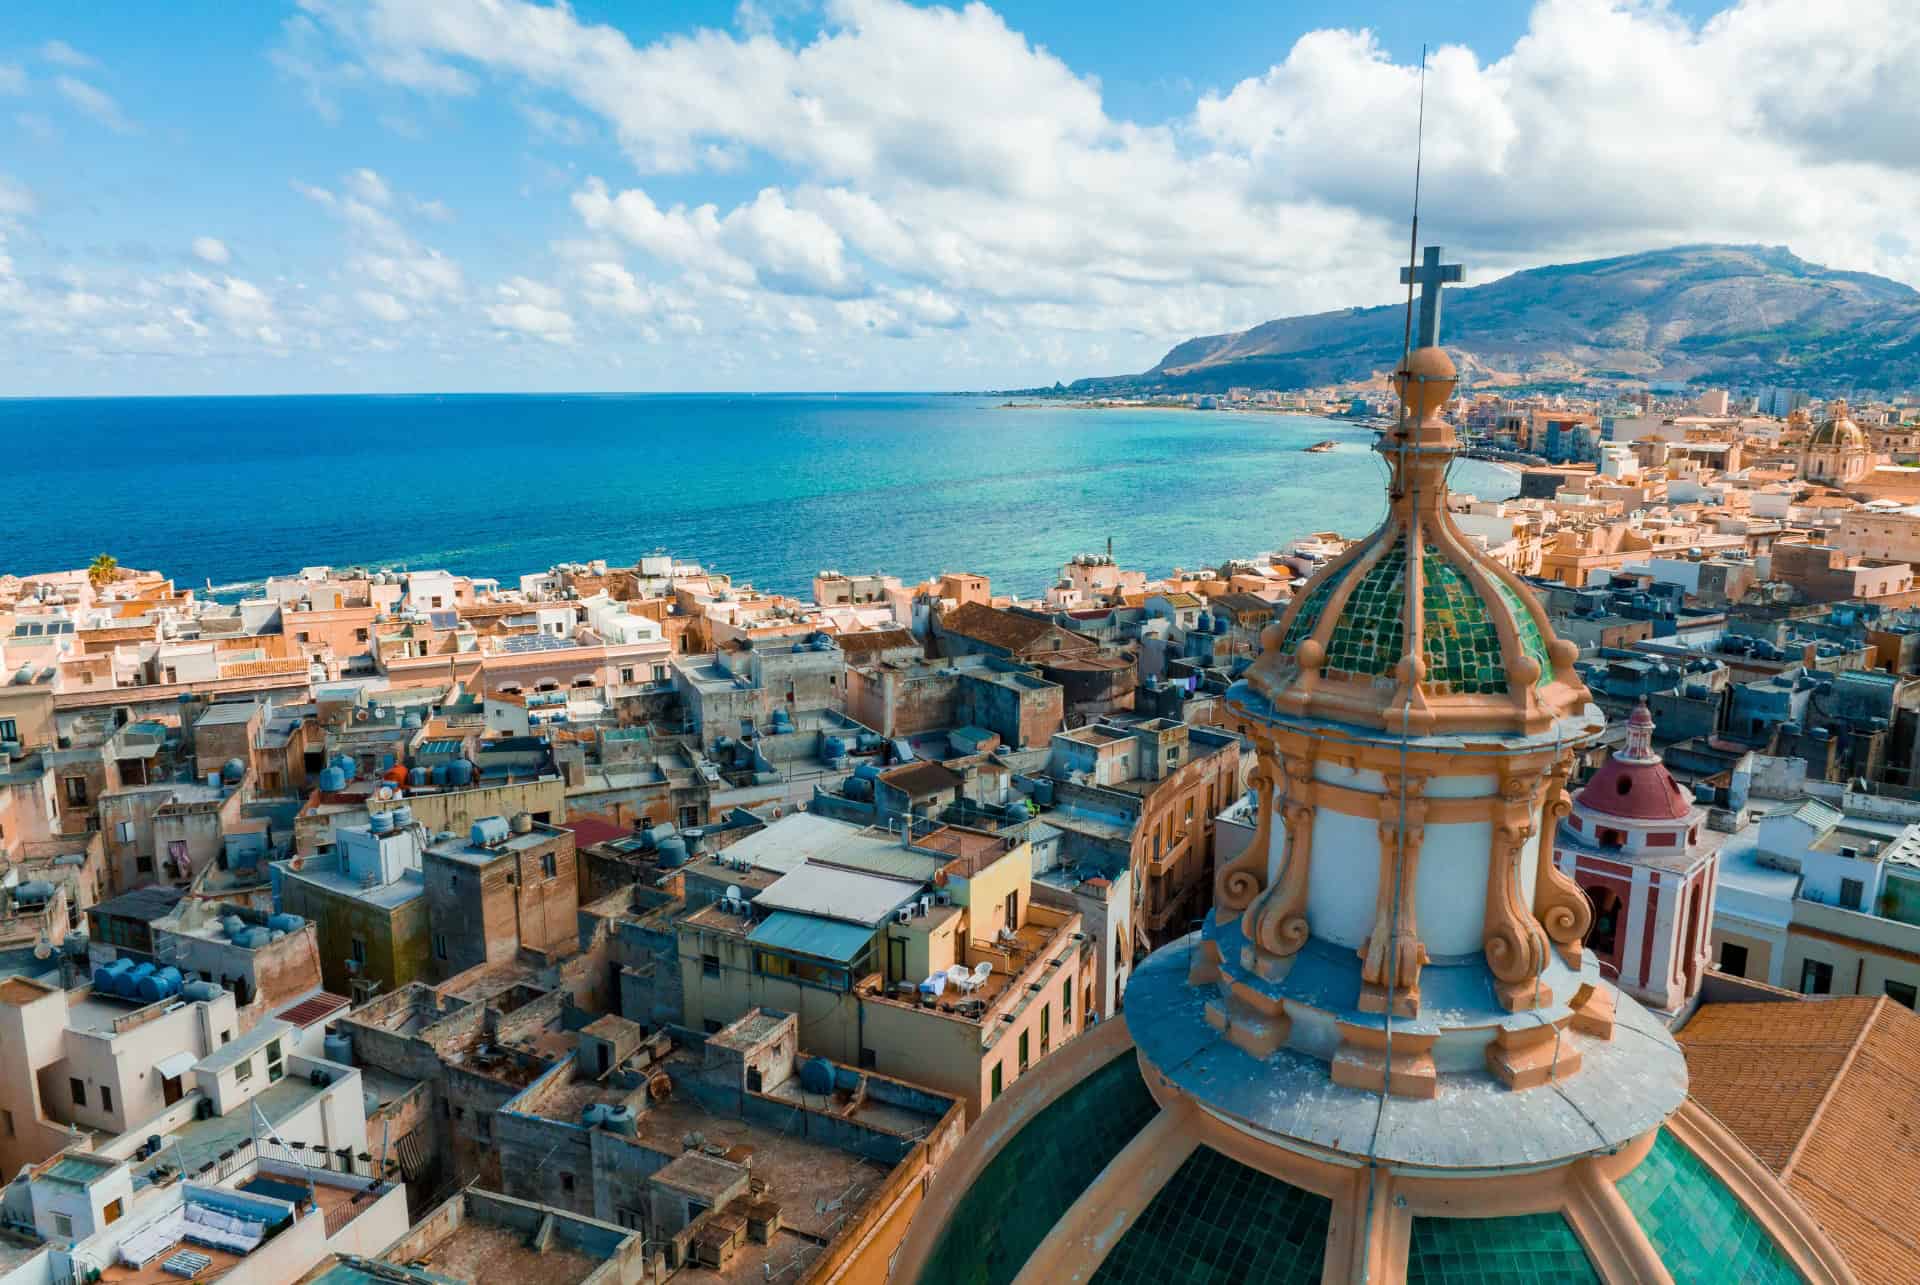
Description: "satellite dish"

(33, 936), (53, 961)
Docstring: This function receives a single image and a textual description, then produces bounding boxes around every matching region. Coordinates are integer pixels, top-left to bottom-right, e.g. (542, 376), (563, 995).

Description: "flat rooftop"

(715, 812), (945, 882)
(399, 1219), (603, 1285)
(628, 1094), (892, 1242)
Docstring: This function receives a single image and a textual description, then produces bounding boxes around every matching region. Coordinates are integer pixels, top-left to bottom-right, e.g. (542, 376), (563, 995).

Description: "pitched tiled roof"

(1680, 996), (1920, 1281)
(939, 601), (1060, 653)
(835, 628), (918, 658)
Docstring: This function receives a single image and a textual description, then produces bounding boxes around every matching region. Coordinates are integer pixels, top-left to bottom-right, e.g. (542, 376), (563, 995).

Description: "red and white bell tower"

(1553, 701), (1719, 1018)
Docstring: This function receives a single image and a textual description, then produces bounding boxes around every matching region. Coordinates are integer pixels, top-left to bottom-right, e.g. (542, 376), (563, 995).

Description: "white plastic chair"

(969, 961), (993, 992)
(945, 964), (973, 992)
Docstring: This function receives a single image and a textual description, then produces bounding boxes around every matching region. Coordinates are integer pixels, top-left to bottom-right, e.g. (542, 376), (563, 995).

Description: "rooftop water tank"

(471, 816), (510, 848)
(602, 1105), (637, 1135)
(843, 777), (874, 802)
(323, 1032), (354, 1064)
(447, 760), (474, 787)
(799, 1057), (836, 1096)
(392, 805), (414, 829)
(369, 810), (395, 836)
(854, 762), (882, 782)
(138, 967), (183, 1002)
(319, 767), (347, 792)
(268, 913), (304, 933)
(511, 811), (534, 835)
(822, 735), (847, 760)
(181, 980), (222, 1003)
(222, 758), (246, 784)
(383, 765), (409, 785)
(223, 915), (247, 938)
(380, 753), (397, 771)
(11, 880), (54, 905)
(403, 713), (422, 729)
(332, 755), (356, 778)
(409, 767), (432, 786)
(431, 763), (450, 786)
(93, 960), (131, 992)
(582, 1103), (611, 1129)
(656, 836), (689, 868)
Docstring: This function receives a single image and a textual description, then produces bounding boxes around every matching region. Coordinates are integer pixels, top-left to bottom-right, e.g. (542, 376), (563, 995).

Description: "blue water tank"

(799, 1057), (836, 1096)
(822, 735), (847, 760)
(221, 757), (246, 784)
(582, 1103), (611, 1129)
(602, 1105), (637, 1135)
(319, 767), (347, 792)
(448, 760), (474, 787)
(222, 915), (247, 939)
(332, 755), (355, 778)
(409, 767), (431, 786)
(11, 880), (54, 905)
(857, 733), (885, 752)
(181, 980), (222, 1003)
(844, 777), (874, 802)
(811, 635), (834, 652)
(471, 816), (510, 848)
(124, 962), (156, 997)
(431, 763), (450, 786)
(139, 967), (183, 1002)
(268, 913), (304, 933)
(1214, 613), (1230, 636)
(94, 960), (131, 993)
(380, 753), (397, 771)
(369, 810), (395, 836)
(854, 762), (882, 781)
(656, 836), (689, 868)
(236, 927), (271, 949)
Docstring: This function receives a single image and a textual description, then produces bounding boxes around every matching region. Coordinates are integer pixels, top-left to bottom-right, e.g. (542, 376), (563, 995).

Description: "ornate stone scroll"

(1533, 755), (1592, 966)
(1243, 754), (1315, 967)
(1485, 774), (1552, 1011)
(1214, 757), (1274, 922)
(1359, 772), (1430, 1016)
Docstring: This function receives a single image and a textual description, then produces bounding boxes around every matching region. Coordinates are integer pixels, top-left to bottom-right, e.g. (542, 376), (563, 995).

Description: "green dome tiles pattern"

(1280, 568), (1340, 653)
(1616, 1129), (1803, 1285)
(1322, 537), (1408, 680)
(1407, 1211), (1600, 1284)
(1420, 547), (1508, 695)
(1492, 577), (1555, 689)
(1089, 1144), (1330, 1284)
(920, 1049), (1160, 1285)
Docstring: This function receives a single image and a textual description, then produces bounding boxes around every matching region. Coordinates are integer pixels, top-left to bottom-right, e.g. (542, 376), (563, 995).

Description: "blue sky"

(1, 0), (1910, 395)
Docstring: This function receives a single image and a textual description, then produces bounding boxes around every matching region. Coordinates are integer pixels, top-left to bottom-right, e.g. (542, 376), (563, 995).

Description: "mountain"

(1067, 245), (1920, 395)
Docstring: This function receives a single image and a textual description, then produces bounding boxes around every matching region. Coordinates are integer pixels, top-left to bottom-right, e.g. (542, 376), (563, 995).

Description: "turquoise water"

(4, 394), (1515, 598)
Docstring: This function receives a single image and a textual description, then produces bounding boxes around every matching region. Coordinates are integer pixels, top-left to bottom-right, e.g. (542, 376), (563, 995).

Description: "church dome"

(1807, 400), (1866, 449)
(1243, 344), (1588, 737)
(1577, 701), (1693, 821)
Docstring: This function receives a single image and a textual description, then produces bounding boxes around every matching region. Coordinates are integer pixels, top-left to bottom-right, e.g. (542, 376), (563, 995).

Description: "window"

(1040, 1003), (1051, 1056)
(63, 777), (89, 806)
(990, 1061), (1003, 1102)
(100, 1086), (112, 1115)
(136, 855), (154, 874)
(70, 1077), (86, 1108)
(433, 933), (448, 961)
(236, 1055), (254, 1083)
(703, 1019), (722, 1034)
(1887, 980), (1919, 1010)
(703, 952), (721, 978)
(1167, 747), (1179, 762)
(350, 937), (367, 966)
(1, 1108), (11, 1137)
(560, 1172), (575, 1194)
(53, 1213), (72, 1239)
(1062, 979), (1072, 1027)
(266, 1039), (284, 1083)
(652, 664), (668, 683)
(103, 1198), (123, 1226)
(1801, 958), (1834, 995)
(1018, 1030), (1030, 1072)
(1719, 942), (1749, 979)
(221, 1030), (232, 1044)
(859, 1047), (877, 1069)
(0, 718), (15, 742)
(620, 667), (635, 684)
(542, 852), (558, 879)
(1840, 878), (1865, 911)
(115, 820), (135, 843)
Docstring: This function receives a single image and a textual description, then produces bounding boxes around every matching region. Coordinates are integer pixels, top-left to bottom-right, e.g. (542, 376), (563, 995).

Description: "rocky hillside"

(1069, 245), (1920, 394)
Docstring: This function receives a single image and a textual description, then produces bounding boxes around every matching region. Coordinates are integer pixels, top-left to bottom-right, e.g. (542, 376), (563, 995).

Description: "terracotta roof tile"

(835, 628), (918, 658)
(939, 602), (1081, 654)
(1681, 996), (1920, 1282)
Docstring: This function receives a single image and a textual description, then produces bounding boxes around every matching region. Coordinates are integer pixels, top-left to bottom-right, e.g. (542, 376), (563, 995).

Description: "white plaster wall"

(1308, 809), (1380, 949)
(1314, 763), (1382, 792)
(1424, 775), (1497, 799)
(1416, 820), (1493, 957)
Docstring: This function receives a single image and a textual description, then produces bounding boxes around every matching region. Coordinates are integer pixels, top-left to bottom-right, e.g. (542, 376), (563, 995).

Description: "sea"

(4, 393), (1518, 600)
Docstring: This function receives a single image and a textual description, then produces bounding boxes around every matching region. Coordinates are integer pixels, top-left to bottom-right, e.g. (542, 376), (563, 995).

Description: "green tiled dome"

(920, 1049), (1160, 1285)
(1321, 536), (1408, 679)
(1616, 1129), (1803, 1285)
(1090, 1144), (1330, 1284)
(1407, 1212), (1600, 1284)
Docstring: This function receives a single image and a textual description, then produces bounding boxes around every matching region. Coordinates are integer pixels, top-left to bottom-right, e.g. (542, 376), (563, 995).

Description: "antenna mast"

(1397, 44), (1429, 416)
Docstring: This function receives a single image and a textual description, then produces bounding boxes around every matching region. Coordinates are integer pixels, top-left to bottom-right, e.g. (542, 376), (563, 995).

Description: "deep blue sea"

(5, 394), (1517, 599)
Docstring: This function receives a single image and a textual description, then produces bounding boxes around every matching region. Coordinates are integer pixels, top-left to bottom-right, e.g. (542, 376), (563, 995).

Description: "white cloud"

(191, 236), (231, 265)
(0, 64), (25, 95)
(55, 76), (135, 133)
(345, 167), (391, 206)
(39, 40), (96, 69)
(356, 289), (411, 322)
(487, 278), (575, 342)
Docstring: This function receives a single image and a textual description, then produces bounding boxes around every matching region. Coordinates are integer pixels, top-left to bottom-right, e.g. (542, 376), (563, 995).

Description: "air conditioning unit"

(894, 908), (911, 925)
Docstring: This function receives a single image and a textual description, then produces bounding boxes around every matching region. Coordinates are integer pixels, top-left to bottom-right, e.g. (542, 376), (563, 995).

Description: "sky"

(1, 0), (1914, 396)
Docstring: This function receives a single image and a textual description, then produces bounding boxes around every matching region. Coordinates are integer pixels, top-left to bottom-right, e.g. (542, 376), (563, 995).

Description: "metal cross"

(1400, 245), (1463, 349)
